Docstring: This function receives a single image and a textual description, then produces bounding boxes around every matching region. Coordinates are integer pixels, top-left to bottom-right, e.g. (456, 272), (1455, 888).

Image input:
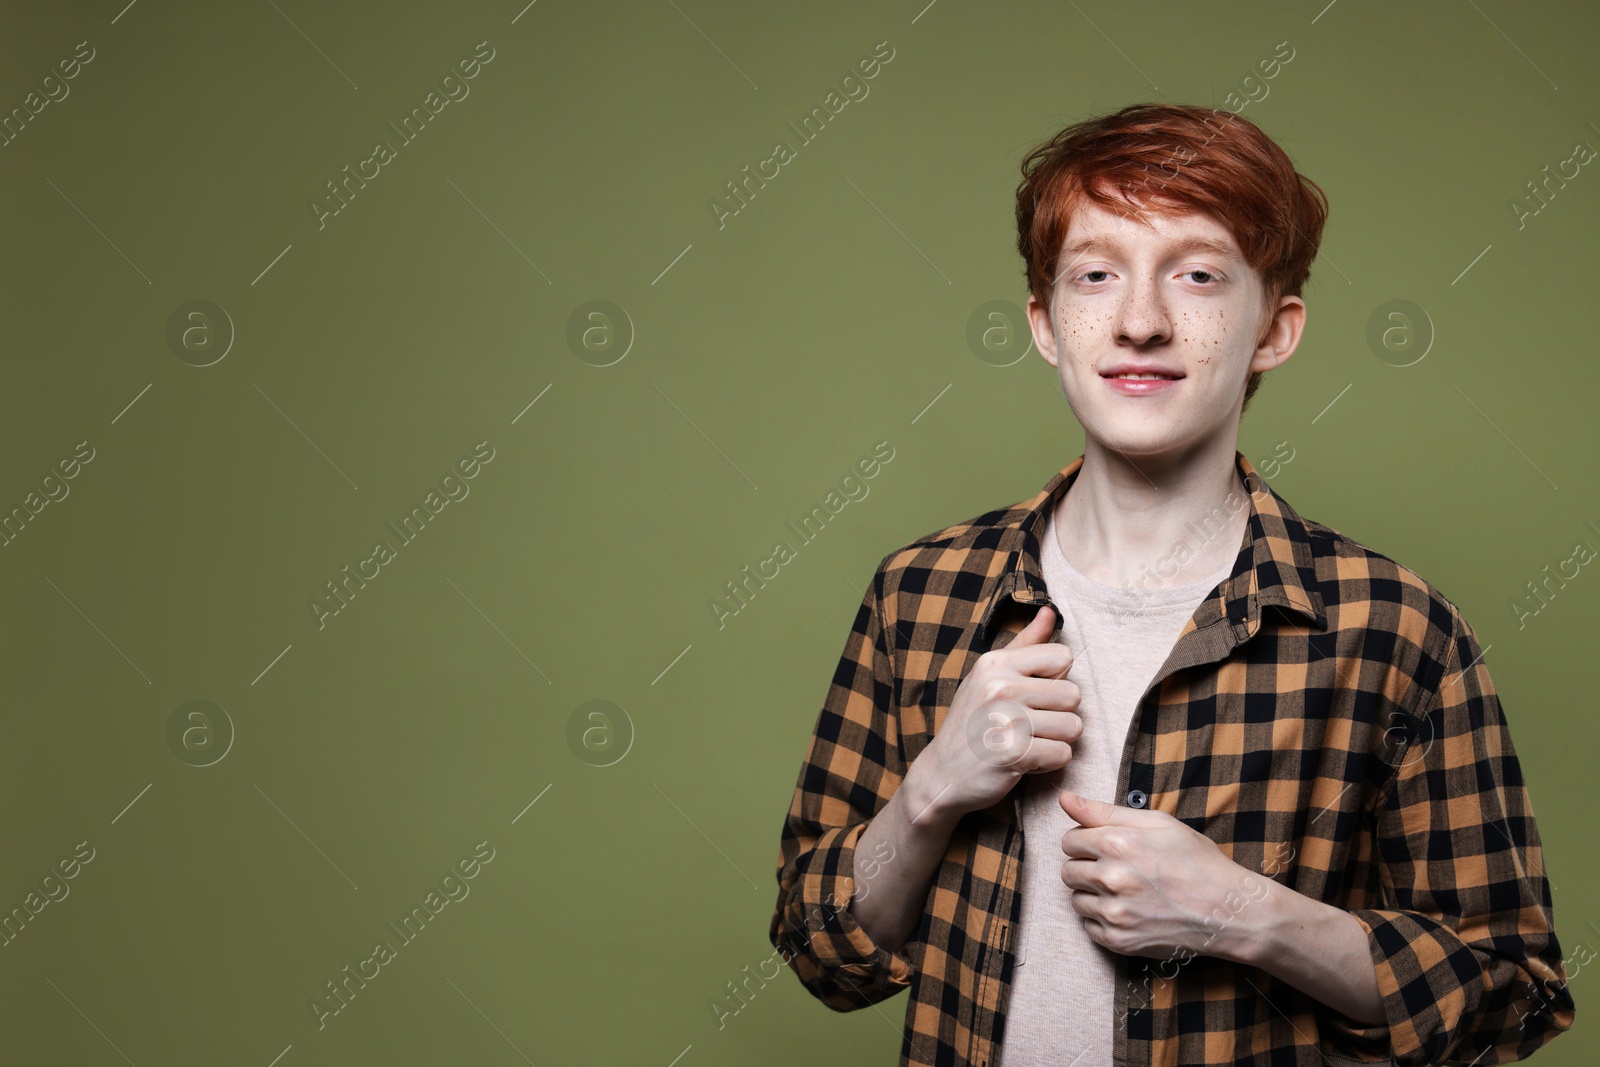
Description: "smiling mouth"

(1102, 372), (1183, 380)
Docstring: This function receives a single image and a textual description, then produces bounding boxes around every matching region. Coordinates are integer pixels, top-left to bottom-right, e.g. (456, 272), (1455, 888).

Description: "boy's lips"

(1101, 370), (1183, 396)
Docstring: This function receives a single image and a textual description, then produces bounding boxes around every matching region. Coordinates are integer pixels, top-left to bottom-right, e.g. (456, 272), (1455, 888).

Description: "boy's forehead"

(1060, 203), (1241, 258)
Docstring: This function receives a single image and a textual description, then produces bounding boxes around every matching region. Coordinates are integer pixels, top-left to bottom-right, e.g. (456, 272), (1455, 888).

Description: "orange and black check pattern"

(770, 451), (1574, 1067)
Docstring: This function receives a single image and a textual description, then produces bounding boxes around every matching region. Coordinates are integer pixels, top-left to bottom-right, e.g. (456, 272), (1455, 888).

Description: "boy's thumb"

(1059, 789), (1114, 827)
(1008, 604), (1057, 647)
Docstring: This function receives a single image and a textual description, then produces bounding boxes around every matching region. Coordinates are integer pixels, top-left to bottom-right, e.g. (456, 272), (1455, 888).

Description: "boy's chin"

(1086, 423), (1188, 458)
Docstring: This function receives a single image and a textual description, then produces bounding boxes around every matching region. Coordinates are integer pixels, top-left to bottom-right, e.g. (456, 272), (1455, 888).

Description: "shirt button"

(1126, 790), (1148, 809)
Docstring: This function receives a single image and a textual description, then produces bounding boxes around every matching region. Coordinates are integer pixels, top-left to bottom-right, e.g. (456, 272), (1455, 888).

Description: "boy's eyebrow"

(1059, 232), (1242, 262)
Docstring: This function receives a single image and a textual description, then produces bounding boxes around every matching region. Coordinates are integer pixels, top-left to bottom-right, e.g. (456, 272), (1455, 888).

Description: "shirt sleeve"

(768, 556), (917, 1011)
(1323, 603), (1576, 1065)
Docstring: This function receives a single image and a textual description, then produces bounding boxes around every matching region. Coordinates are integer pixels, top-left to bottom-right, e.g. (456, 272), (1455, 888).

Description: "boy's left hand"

(1057, 789), (1274, 964)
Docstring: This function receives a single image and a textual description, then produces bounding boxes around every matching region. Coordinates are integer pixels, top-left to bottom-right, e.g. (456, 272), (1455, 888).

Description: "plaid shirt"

(770, 451), (1574, 1067)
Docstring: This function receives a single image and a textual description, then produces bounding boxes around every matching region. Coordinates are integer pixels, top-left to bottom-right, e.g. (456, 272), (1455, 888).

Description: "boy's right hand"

(906, 605), (1082, 824)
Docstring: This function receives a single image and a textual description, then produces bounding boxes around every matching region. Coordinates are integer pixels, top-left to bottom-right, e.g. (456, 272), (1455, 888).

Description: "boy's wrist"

(901, 762), (963, 832)
(1222, 875), (1293, 968)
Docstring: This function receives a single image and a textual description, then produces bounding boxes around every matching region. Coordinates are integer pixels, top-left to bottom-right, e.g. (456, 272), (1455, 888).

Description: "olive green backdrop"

(1, 1), (1594, 1064)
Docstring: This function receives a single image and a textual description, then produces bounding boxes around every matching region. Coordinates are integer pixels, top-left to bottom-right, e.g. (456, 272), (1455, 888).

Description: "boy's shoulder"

(1295, 513), (1470, 634)
(870, 496), (1033, 599)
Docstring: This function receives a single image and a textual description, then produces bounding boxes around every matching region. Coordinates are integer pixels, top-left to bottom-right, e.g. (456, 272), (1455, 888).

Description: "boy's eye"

(1080, 270), (1110, 283)
(1186, 270), (1217, 284)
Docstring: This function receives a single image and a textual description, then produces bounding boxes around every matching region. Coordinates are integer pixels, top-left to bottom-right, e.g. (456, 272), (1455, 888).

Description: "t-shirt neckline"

(1042, 509), (1237, 611)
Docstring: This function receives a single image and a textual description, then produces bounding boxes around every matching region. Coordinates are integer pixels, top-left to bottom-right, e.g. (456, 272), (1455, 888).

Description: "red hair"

(1015, 103), (1329, 412)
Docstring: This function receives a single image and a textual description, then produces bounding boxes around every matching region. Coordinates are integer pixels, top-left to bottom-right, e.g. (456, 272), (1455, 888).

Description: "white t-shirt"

(994, 509), (1235, 1067)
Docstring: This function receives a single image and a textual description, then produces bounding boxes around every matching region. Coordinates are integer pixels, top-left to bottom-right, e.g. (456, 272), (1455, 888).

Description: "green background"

(1, 1), (1594, 1063)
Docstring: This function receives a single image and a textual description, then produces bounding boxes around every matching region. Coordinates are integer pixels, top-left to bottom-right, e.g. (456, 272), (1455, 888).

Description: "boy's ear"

(1249, 295), (1306, 374)
(1027, 294), (1059, 368)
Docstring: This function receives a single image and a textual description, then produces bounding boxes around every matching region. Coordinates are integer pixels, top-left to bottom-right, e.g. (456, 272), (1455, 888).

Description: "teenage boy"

(770, 103), (1574, 1067)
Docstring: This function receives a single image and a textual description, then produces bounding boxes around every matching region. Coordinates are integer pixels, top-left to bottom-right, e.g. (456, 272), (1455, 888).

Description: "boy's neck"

(1051, 435), (1251, 591)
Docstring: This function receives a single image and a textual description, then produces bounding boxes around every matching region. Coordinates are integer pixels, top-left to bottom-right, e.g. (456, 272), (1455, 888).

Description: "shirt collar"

(975, 450), (1327, 646)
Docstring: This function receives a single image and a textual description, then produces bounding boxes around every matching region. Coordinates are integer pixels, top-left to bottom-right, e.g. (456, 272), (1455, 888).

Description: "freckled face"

(1027, 198), (1276, 459)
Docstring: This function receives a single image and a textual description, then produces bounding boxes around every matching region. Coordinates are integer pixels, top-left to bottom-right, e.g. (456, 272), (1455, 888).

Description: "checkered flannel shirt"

(770, 450), (1574, 1066)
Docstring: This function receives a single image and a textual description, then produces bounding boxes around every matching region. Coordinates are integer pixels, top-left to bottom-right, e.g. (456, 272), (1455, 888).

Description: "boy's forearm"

(1233, 879), (1386, 1026)
(850, 765), (963, 952)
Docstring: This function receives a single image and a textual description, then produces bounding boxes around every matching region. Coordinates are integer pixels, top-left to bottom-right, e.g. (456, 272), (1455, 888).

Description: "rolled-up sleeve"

(1324, 604), (1575, 1065)
(769, 557), (916, 1011)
